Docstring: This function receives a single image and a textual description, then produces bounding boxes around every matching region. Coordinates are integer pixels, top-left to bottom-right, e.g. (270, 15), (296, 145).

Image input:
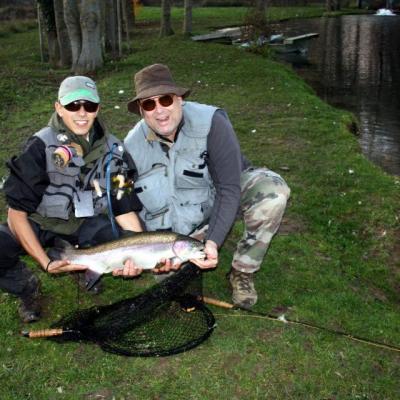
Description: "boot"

(18, 275), (42, 323)
(227, 268), (258, 309)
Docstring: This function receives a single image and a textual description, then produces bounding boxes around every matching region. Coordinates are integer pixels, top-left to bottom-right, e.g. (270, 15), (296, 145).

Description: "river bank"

(0, 6), (399, 399)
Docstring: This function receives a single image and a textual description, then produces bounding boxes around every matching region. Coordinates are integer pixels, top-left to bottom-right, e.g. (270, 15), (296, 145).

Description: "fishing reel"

(52, 143), (83, 168)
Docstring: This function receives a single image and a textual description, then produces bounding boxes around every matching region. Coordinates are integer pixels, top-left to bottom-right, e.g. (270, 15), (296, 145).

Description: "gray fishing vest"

(124, 101), (217, 234)
(34, 127), (126, 220)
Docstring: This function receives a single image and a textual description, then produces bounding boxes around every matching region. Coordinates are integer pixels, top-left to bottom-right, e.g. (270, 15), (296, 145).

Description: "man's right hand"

(46, 259), (87, 274)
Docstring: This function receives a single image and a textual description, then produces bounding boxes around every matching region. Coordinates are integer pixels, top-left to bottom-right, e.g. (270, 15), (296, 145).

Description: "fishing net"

(47, 263), (216, 357)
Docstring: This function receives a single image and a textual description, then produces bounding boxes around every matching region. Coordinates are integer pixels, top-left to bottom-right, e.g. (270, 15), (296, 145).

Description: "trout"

(49, 232), (205, 290)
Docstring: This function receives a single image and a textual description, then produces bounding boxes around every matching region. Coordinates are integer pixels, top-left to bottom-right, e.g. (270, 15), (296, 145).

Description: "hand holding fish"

(153, 257), (182, 274)
(188, 240), (218, 270)
(112, 259), (143, 277)
(46, 259), (88, 274)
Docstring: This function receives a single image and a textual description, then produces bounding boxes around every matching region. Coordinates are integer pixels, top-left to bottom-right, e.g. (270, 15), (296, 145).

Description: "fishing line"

(201, 297), (400, 354)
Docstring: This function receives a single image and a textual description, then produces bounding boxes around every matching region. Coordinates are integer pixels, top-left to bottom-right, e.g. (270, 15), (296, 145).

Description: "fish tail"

(47, 238), (75, 261)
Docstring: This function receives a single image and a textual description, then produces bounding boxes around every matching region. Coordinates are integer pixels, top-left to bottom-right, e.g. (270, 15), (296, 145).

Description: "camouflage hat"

(58, 76), (100, 106)
(127, 64), (190, 114)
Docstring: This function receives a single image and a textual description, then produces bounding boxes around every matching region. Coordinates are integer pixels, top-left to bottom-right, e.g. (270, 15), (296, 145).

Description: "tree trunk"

(63, 0), (81, 71)
(123, 0), (134, 36)
(53, 0), (72, 67)
(326, 0), (341, 11)
(183, 0), (192, 35)
(117, 0), (123, 57)
(38, 0), (60, 67)
(160, 0), (174, 37)
(76, 0), (103, 73)
(104, 0), (118, 57)
(47, 30), (60, 67)
(37, 2), (46, 62)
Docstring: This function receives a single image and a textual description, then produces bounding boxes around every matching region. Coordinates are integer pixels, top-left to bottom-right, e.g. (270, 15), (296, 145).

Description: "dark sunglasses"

(140, 94), (174, 112)
(63, 100), (99, 113)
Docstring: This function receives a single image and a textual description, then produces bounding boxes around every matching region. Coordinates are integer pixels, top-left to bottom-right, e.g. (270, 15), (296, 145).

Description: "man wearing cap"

(0, 76), (143, 323)
(124, 64), (290, 308)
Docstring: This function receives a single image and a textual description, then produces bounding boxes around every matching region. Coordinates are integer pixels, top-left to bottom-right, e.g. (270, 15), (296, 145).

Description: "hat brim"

(59, 88), (100, 106)
(127, 85), (190, 114)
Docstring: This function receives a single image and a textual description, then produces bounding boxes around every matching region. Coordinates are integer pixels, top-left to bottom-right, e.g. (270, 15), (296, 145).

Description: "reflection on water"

(274, 15), (400, 176)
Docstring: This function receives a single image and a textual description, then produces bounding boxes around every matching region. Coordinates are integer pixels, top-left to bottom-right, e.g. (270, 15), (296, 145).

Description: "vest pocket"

(142, 205), (170, 231)
(174, 153), (210, 189)
(36, 190), (73, 220)
(135, 164), (169, 214)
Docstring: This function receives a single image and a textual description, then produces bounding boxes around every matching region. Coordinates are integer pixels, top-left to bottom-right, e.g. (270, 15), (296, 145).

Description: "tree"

(326, 0), (341, 11)
(78, 0), (103, 72)
(160, 0), (174, 37)
(37, 0), (60, 68)
(243, 0), (269, 43)
(38, 0), (132, 73)
(183, 0), (192, 36)
(53, 0), (71, 67)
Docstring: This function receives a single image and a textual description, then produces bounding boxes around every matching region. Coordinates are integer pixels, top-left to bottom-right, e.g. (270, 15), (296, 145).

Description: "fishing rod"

(201, 296), (400, 354)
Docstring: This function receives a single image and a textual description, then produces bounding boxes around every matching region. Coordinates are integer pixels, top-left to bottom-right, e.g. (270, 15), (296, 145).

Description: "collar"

(48, 112), (106, 155)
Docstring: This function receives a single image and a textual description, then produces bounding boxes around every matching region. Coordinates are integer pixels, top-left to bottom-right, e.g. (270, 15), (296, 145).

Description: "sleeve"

(205, 110), (242, 246)
(3, 137), (49, 213)
(111, 151), (143, 216)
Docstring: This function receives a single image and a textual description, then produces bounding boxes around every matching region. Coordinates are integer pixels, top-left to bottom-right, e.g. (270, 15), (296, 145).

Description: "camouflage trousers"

(192, 167), (290, 273)
(233, 167), (290, 273)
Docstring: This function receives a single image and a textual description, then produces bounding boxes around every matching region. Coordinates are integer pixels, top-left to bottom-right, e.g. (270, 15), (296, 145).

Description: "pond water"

(272, 14), (400, 176)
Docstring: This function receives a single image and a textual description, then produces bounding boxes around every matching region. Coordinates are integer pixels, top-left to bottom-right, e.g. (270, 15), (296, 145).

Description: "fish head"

(172, 237), (205, 261)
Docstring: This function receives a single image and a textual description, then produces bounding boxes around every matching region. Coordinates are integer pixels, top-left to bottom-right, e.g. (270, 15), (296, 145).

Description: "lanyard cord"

(106, 143), (119, 239)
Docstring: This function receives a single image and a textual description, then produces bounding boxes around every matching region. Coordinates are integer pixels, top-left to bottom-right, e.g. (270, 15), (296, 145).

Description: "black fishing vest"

(34, 127), (128, 220)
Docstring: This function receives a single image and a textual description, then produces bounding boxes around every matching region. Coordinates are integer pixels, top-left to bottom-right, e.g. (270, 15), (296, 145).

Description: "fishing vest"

(34, 127), (127, 221)
(124, 101), (218, 234)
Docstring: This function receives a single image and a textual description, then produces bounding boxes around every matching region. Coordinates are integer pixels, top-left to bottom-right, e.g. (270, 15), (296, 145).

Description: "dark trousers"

(0, 215), (121, 297)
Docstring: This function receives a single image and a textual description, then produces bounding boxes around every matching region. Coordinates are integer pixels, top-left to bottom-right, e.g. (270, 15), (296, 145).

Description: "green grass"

(1, 5), (400, 400)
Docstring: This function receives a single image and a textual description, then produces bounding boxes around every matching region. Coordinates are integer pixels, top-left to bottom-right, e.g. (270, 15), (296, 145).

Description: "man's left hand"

(190, 240), (218, 270)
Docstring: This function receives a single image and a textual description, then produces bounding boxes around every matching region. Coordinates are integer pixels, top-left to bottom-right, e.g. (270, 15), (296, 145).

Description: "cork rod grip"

(201, 296), (235, 309)
(21, 328), (64, 338)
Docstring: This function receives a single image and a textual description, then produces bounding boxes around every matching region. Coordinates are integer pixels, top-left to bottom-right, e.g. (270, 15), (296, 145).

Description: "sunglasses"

(63, 100), (99, 113)
(140, 94), (174, 112)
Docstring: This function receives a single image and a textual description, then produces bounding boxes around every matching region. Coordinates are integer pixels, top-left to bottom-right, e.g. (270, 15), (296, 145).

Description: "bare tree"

(53, 0), (71, 67)
(243, 0), (269, 42)
(183, 0), (192, 36)
(77, 0), (103, 73)
(104, 0), (118, 57)
(326, 0), (341, 11)
(64, 0), (81, 71)
(160, 0), (174, 37)
(38, 0), (130, 73)
(122, 0), (135, 44)
(37, 0), (60, 67)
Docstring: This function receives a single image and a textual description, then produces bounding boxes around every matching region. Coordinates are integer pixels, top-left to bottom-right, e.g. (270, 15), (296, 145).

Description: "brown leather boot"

(227, 268), (258, 309)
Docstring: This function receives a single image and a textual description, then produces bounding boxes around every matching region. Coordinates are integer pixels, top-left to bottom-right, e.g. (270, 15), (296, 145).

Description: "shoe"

(18, 275), (42, 323)
(228, 269), (258, 309)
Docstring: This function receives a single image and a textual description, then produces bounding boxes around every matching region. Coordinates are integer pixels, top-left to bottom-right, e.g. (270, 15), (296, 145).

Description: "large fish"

(49, 232), (205, 290)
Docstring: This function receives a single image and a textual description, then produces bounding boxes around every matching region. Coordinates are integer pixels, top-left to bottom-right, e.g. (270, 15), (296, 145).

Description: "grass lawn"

(0, 4), (399, 400)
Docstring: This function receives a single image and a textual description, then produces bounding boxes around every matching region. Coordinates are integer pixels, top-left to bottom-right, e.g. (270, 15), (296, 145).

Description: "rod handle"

(21, 328), (64, 338)
(201, 296), (235, 309)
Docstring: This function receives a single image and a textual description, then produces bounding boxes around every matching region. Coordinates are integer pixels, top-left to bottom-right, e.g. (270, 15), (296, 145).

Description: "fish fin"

(85, 269), (102, 291)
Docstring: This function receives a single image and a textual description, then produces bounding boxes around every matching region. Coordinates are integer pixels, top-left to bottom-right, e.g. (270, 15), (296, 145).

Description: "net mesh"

(50, 263), (216, 357)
